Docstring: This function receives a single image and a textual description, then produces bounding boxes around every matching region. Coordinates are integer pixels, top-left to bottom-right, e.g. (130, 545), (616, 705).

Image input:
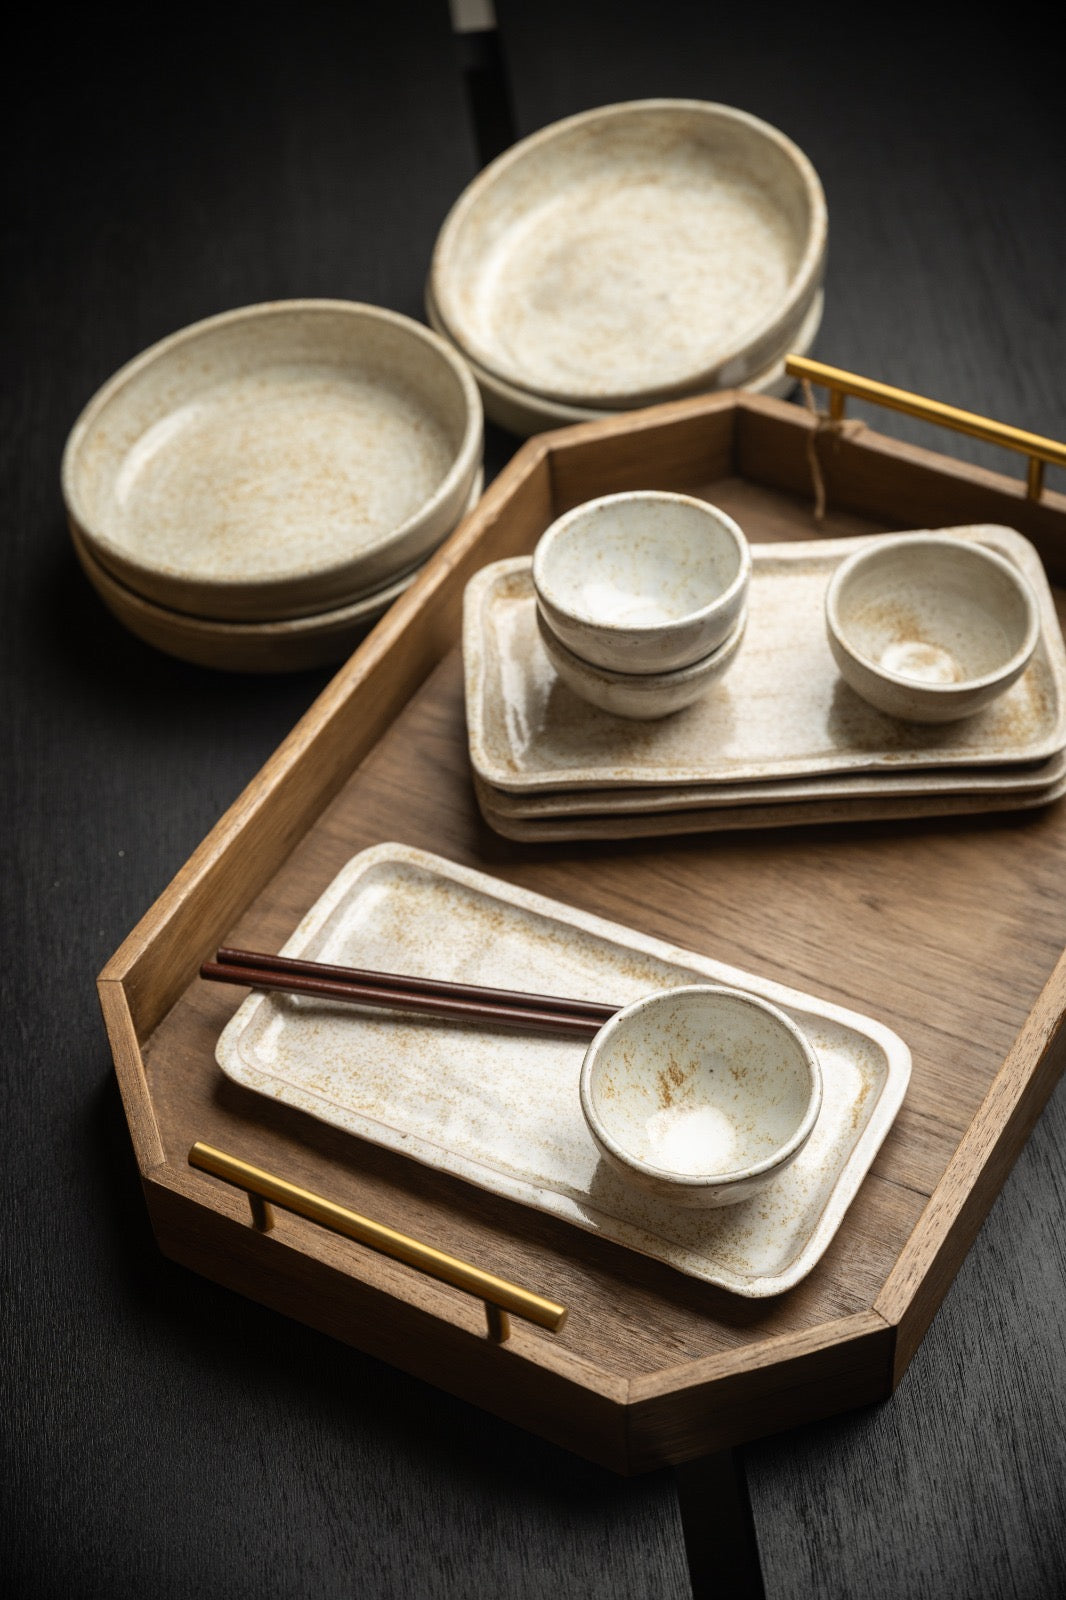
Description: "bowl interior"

(66, 302), (478, 591)
(833, 539), (1036, 687)
(585, 987), (816, 1180)
(536, 495), (744, 632)
(432, 99), (825, 405)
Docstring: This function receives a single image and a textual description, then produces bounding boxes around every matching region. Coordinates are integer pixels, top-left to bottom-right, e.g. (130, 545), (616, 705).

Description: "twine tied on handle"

(800, 377), (866, 522)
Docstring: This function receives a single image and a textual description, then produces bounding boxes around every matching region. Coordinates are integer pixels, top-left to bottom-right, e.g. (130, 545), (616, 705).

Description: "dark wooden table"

(4, 4), (1063, 1595)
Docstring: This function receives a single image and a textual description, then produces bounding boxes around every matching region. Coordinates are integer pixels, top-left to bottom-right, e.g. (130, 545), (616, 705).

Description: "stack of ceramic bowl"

(530, 491), (751, 720)
(427, 99), (827, 437)
(62, 300), (483, 671)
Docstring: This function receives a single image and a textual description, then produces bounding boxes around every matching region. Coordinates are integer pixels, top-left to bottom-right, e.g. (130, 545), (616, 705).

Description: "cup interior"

(536, 494), (746, 631)
(831, 538), (1036, 688)
(583, 986), (818, 1182)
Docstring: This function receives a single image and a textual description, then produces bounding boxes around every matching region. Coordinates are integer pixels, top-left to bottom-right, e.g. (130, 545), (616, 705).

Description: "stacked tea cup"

(531, 491), (751, 720)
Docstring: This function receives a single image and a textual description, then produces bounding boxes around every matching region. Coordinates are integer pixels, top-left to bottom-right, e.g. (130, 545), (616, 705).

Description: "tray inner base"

(141, 470), (1066, 1386)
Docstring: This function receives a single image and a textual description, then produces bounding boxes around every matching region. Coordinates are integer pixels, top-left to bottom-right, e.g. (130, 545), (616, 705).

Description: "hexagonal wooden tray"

(98, 386), (1066, 1474)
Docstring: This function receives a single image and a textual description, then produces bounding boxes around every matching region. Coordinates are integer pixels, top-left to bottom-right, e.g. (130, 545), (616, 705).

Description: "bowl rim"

(536, 601), (747, 688)
(424, 277), (827, 426)
(429, 97), (828, 409)
(60, 297), (484, 603)
(532, 489), (752, 645)
(579, 983), (824, 1190)
(824, 532), (1041, 701)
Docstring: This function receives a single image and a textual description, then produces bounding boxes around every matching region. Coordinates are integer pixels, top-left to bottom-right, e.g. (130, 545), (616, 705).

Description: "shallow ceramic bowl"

(424, 278), (825, 437)
(532, 491), (750, 673)
(825, 533), (1040, 723)
(537, 605), (745, 719)
(62, 300), (483, 622)
(580, 984), (823, 1208)
(70, 471), (483, 673)
(430, 99), (827, 409)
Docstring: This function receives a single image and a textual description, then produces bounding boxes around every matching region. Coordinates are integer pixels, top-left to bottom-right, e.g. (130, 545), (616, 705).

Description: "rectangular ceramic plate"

(215, 843), (911, 1298)
(474, 770), (1066, 841)
(463, 526), (1066, 794)
(478, 746), (1066, 819)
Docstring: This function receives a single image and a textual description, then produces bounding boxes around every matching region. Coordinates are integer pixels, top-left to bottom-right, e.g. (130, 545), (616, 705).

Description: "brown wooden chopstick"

(201, 953), (617, 1038)
(214, 946), (619, 1024)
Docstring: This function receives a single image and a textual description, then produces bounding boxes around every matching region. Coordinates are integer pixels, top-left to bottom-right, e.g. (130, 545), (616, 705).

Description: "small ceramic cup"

(579, 984), (822, 1209)
(536, 605), (745, 719)
(825, 533), (1040, 723)
(532, 490), (750, 674)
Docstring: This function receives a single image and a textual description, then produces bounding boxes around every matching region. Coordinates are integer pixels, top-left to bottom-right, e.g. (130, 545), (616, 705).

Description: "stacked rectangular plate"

(463, 525), (1066, 841)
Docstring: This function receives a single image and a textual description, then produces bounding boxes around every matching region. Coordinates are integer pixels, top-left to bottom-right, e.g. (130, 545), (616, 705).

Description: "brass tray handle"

(188, 1141), (567, 1344)
(786, 354), (1066, 502)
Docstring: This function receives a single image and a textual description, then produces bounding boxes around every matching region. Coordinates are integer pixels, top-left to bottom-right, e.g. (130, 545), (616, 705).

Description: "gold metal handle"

(188, 1141), (568, 1343)
(786, 355), (1066, 501)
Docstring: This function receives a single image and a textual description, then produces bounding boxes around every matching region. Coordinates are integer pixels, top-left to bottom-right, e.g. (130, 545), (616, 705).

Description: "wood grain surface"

(0, 5), (689, 1597)
(5, 0), (1065, 1595)
(492, 0), (1066, 1591)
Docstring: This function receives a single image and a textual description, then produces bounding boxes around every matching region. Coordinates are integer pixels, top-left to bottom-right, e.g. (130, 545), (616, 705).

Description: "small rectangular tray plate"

(215, 843), (911, 1298)
(463, 526), (1066, 794)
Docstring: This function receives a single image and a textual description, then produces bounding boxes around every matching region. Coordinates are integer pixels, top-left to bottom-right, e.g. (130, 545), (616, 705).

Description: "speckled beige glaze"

(462, 527), (1066, 793)
(536, 605), (746, 719)
(62, 300), (483, 622)
(579, 985), (822, 1207)
(474, 742), (1066, 821)
(429, 100), (827, 408)
(533, 491), (750, 673)
(213, 843), (911, 1298)
(473, 768), (1066, 842)
(826, 533), (1040, 722)
(70, 472), (483, 673)
(424, 280), (825, 437)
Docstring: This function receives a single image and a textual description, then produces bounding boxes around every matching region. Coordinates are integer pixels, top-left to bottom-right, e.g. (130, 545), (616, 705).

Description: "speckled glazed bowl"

(533, 491), (750, 674)
(536, 605), (746, 720)
(579, 985), (823, 1209)
(61, 300), (483, 622)
(425, 277), (826, 437)
(69, 470), (483, 674)
(430, 99), (827, 410)
(825, 533), (1040, 724)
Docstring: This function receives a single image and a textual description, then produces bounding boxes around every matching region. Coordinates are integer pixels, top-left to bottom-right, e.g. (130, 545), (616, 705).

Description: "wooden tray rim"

(95, 390), (1066, 1467)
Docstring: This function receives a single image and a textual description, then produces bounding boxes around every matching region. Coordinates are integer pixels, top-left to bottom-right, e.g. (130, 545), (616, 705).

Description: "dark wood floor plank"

(745, 1066), (1066, 1600)
(493, 5), (1066, 1595)
(1, 6), (692, 1596)
(495, 1), (1066, 467)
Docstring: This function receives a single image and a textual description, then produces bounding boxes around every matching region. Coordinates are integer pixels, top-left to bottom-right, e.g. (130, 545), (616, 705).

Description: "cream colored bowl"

(70, 471), (482, 673)
(425, 279), (825, 437)
(430, 99), (827, 409)
(62, 300), (483, 622)
(825, 533), (1040, 723)
(533, 491), (750, 673)
(580, 985), (823, 1208)
(537, 605), (745, 720)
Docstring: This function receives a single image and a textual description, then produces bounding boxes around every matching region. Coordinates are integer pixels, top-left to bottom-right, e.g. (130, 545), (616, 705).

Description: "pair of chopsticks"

(200, 946), (620, 1038)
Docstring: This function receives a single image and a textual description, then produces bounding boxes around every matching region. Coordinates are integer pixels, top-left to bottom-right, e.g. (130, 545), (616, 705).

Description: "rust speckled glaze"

(826, 533), (1040, 722)
(213, 843), (911, 1299)
(424, 278), (825, 437)
(579, 985), (823, 1208)
(62, 300), (483, 622)
(429, 99), (827, 410)
(70, 472), (482, 673)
